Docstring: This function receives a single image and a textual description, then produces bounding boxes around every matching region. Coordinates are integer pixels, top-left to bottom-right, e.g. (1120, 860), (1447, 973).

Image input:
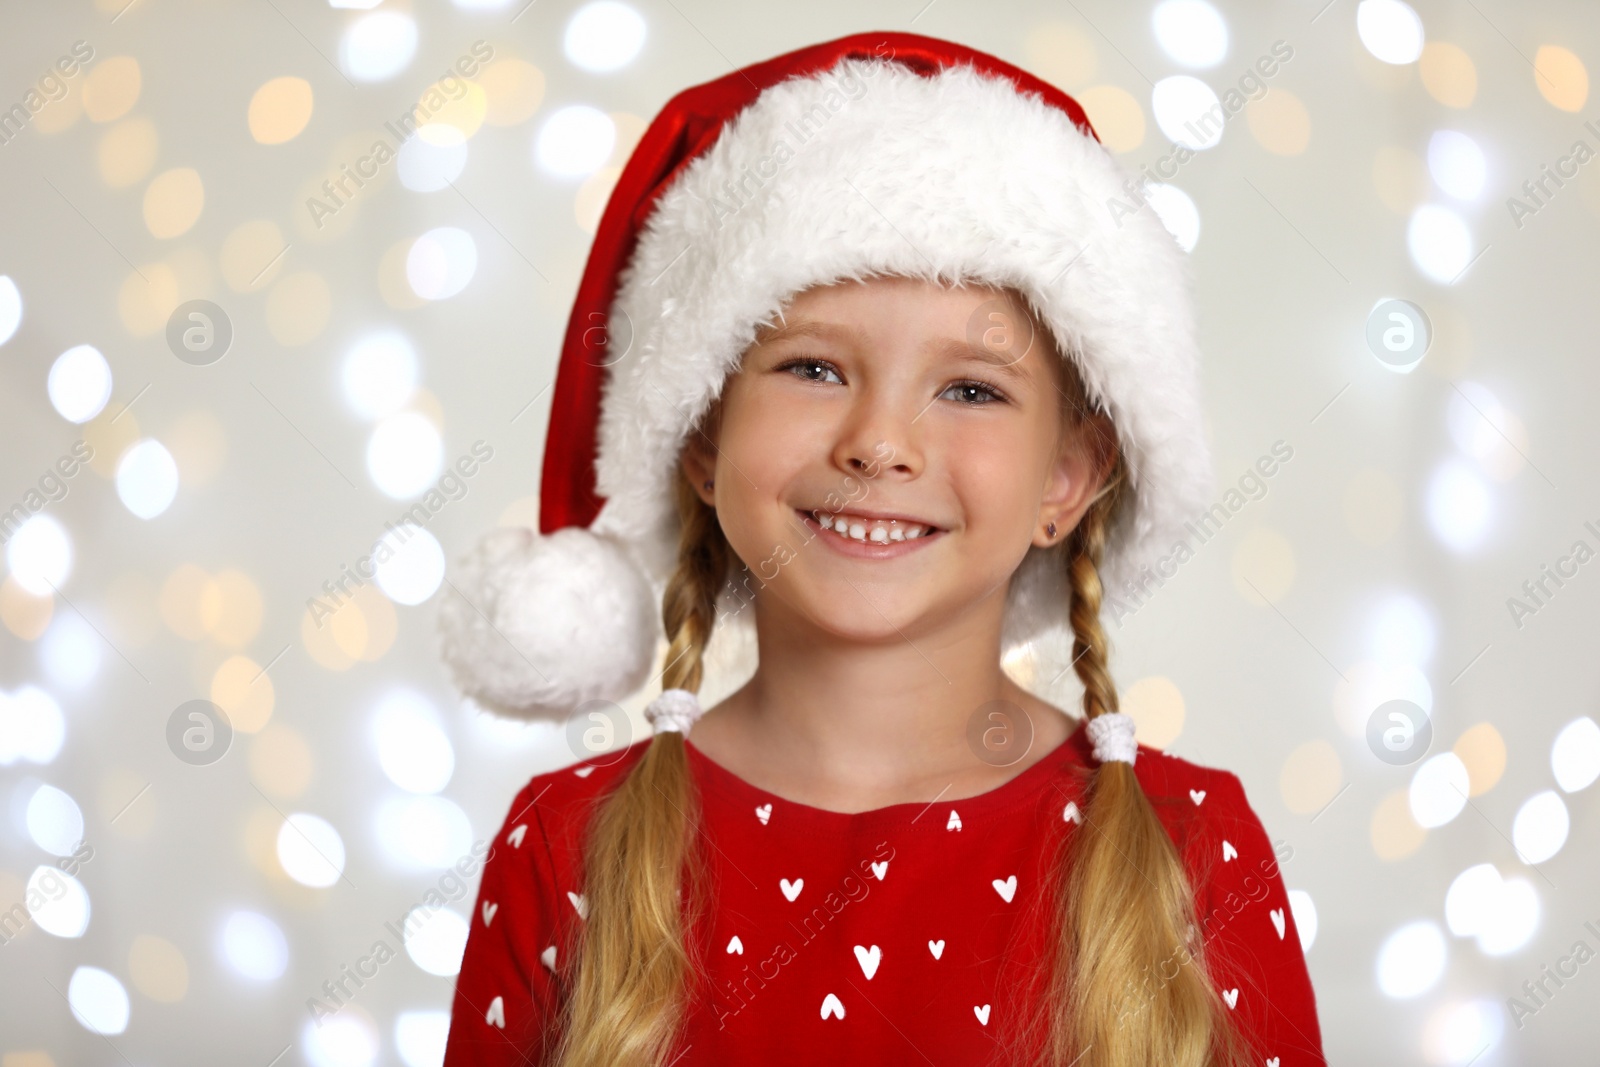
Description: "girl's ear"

(1035, 413), (1117, 548)
(679, 407), (721, 508)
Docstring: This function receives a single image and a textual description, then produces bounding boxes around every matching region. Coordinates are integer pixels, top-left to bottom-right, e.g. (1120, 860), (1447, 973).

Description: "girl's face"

(682, 274), (1113, 644)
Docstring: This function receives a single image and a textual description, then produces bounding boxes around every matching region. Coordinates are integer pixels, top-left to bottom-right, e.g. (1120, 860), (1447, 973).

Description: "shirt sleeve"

(443, 783), (567, 1066)
(1193, 770), (1327, 1067)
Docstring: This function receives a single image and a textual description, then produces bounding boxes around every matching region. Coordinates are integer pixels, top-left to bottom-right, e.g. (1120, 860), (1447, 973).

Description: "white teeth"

(809, 510), (933, 543)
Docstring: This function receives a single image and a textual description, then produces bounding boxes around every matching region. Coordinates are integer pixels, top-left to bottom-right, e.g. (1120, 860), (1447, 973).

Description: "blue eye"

(940, 380), (1007, 405)
(778, 357), (844, 385)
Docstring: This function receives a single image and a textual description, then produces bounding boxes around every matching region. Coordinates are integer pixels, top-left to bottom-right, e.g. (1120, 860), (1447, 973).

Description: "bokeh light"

(1551, 716), (1600, 792)
(0, 276), (20, 345)
(564, 2), (648, 72)
(342, 331), (420, 419)
(1145, 183), (1200, 252)
(1409, 752), (1469, 828)
(67, 966), (130, 1035)
(402, 905), (470, 976)
(1407, 204), (1473, 283)
(398, 127), (469, 192)
(221, 910), (290, 981)
(1357, 0), (1425, 65)
(28, 865), (90, 937)
(367, 412), (445, 499)
(1376, 919), (1445, 997)
(340, 12), (418, 82)
(396, 1010), (451, 1067)
(1151, 0), (1228, 69)
(277, 813), (346, 888)
(6, 514), (73, 596)
(372, 689), (456, 794)
(1511, 790), (1569, 864)
(1150, 76), (1224, 150)
(1427, 130), (1486, 200)
(406, 227), (478, 300)
(40, 611), (103, 690)
(249, 76), (315, 144)
(116, 439), (180, 519)
(25, 782), (85, 856)
(1426, 458), (1492, 552)
(376, 794), (472, 869)
(535, 105), (616, 177)
(373, 524), (447, 606)
(48, 344), (113, 423)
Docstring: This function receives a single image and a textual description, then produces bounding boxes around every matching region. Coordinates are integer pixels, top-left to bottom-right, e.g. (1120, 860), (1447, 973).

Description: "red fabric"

(443, 723), (1327, 1065)
(539, 30), (1100, 537)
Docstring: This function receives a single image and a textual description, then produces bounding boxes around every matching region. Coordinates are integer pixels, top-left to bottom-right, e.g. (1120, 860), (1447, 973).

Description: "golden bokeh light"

(211, 654), (275, 733)
(210, 568), (264, 649)
(1247, 88), (1310, 155)
(165, 409), (229, 489)
(248, 76), (314, 144)
(302, 599), (357, 672)
(117, 261), (182, 337)
(420, 81), (488, 140)
(1534, 45), (1588, 112)
(144, 167), (205, 239)
(576, 166), (622, 234)
(129, 934), (189, 1003)
(265, 271), (331, 345)
(0, 576), (53, 640)
(98, 115), (158, 188)
(249, 724), (314, 800)
(1121, 675), (1185, 749)
(1453, 722), (1507, 797)
(1024, 23), (1097, 90)
(160, 564), (224, 641)
(82, 56), (141, 122)
(1076, 85), (1144, 154)
(1419, 42), (1477, 108)
(33, 76), (84, 135)
(1371, 788), (1425, 861)
(1342, 467), (1403, 546)
(481, 58), (545, 126)
(220, 219), (289, 292)
(1279, 739), (1343, 814)
(1231, 526), (1296, 605)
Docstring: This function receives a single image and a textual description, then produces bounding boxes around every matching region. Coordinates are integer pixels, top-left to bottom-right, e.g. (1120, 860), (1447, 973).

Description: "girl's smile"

(796, 506), (947, 560)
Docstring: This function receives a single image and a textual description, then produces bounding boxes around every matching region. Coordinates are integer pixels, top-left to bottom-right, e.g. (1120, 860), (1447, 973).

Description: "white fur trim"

(592, 57), (1214, 650)
(436, 526), (659, 720)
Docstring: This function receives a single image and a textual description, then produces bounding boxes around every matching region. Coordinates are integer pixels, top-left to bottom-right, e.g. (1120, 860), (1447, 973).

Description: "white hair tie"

(1086, 712), (1138, 766)
(644, 688), (705, 738)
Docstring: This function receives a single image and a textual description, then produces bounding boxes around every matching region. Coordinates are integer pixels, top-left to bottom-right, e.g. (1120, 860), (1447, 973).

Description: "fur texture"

(436, 526), (659, 719)
(590, 57), (1215, 653)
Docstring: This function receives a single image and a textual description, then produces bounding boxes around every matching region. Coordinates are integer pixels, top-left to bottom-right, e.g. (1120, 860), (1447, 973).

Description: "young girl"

(437, 31), (1326, 1067)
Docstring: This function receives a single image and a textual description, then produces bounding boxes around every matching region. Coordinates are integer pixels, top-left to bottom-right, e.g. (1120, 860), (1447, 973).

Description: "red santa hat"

(437, 31), (1213, 720)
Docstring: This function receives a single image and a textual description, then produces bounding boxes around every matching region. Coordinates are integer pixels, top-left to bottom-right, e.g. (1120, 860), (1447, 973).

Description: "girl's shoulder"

(489, 735), (657, 858)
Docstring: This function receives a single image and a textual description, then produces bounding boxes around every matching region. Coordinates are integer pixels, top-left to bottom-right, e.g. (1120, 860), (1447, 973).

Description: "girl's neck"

(687, 592), (1075, 814)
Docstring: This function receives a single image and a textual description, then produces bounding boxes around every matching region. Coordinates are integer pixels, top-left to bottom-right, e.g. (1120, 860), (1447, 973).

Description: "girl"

(437, 31), (1325, 1067)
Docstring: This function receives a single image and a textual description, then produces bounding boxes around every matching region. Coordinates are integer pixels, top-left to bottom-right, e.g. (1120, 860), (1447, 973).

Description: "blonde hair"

(544, 291), (1251, 1067)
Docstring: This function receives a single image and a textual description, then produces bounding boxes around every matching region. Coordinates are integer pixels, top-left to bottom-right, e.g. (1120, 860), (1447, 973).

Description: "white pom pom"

(436, 526), (659, 720)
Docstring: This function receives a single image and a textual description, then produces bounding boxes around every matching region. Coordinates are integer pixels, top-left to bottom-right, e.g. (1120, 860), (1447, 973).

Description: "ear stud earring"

(704, 479), (714, 490)
(1046, 521), (1057, 539)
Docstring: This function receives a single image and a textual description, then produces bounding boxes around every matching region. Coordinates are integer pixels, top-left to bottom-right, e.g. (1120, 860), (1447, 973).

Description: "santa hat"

(437, 31), (1212, 721)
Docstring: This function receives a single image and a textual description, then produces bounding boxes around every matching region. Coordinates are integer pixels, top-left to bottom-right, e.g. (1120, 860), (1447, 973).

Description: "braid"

(549, 465), (730, 1067)
(1065, 465), (1123, 721)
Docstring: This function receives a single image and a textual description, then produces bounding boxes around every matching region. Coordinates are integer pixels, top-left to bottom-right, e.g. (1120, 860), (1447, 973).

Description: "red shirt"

(443, 719), (1327, 1066)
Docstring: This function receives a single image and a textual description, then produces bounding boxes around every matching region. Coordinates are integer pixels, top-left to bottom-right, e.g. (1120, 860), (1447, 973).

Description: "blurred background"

(1, 0), (1597, 1063)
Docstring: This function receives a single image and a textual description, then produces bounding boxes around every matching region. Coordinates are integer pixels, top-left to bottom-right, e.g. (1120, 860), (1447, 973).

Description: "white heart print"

(727, 935), (744, 954)
(481, 901), (498, 926)
(1267, 1059), (1280, 1067)
(992, 875), (1017, 903)
(974, 1004), (991, 1025)
(540, 945), (557, 971)
(1189, 789), (1206, 805)
(1270, 907), (1286, 939)
(821, 993), (846, 1020)
(567, 891), (588, 920)
(574, 765), (595, 778)
(781, 877), (804, 902)
(1222, 839), (1238, 862)
(928, 939), (945, 959)
(947, 809), (963, 831)
(1222, 987), (1239, 1009)
(1063, 801), (1082, 824)
(506, 824), (528, 848)
(854, 944), (881, 979)
(755, 803), (772, 825)
(871, 860), (888, 880)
